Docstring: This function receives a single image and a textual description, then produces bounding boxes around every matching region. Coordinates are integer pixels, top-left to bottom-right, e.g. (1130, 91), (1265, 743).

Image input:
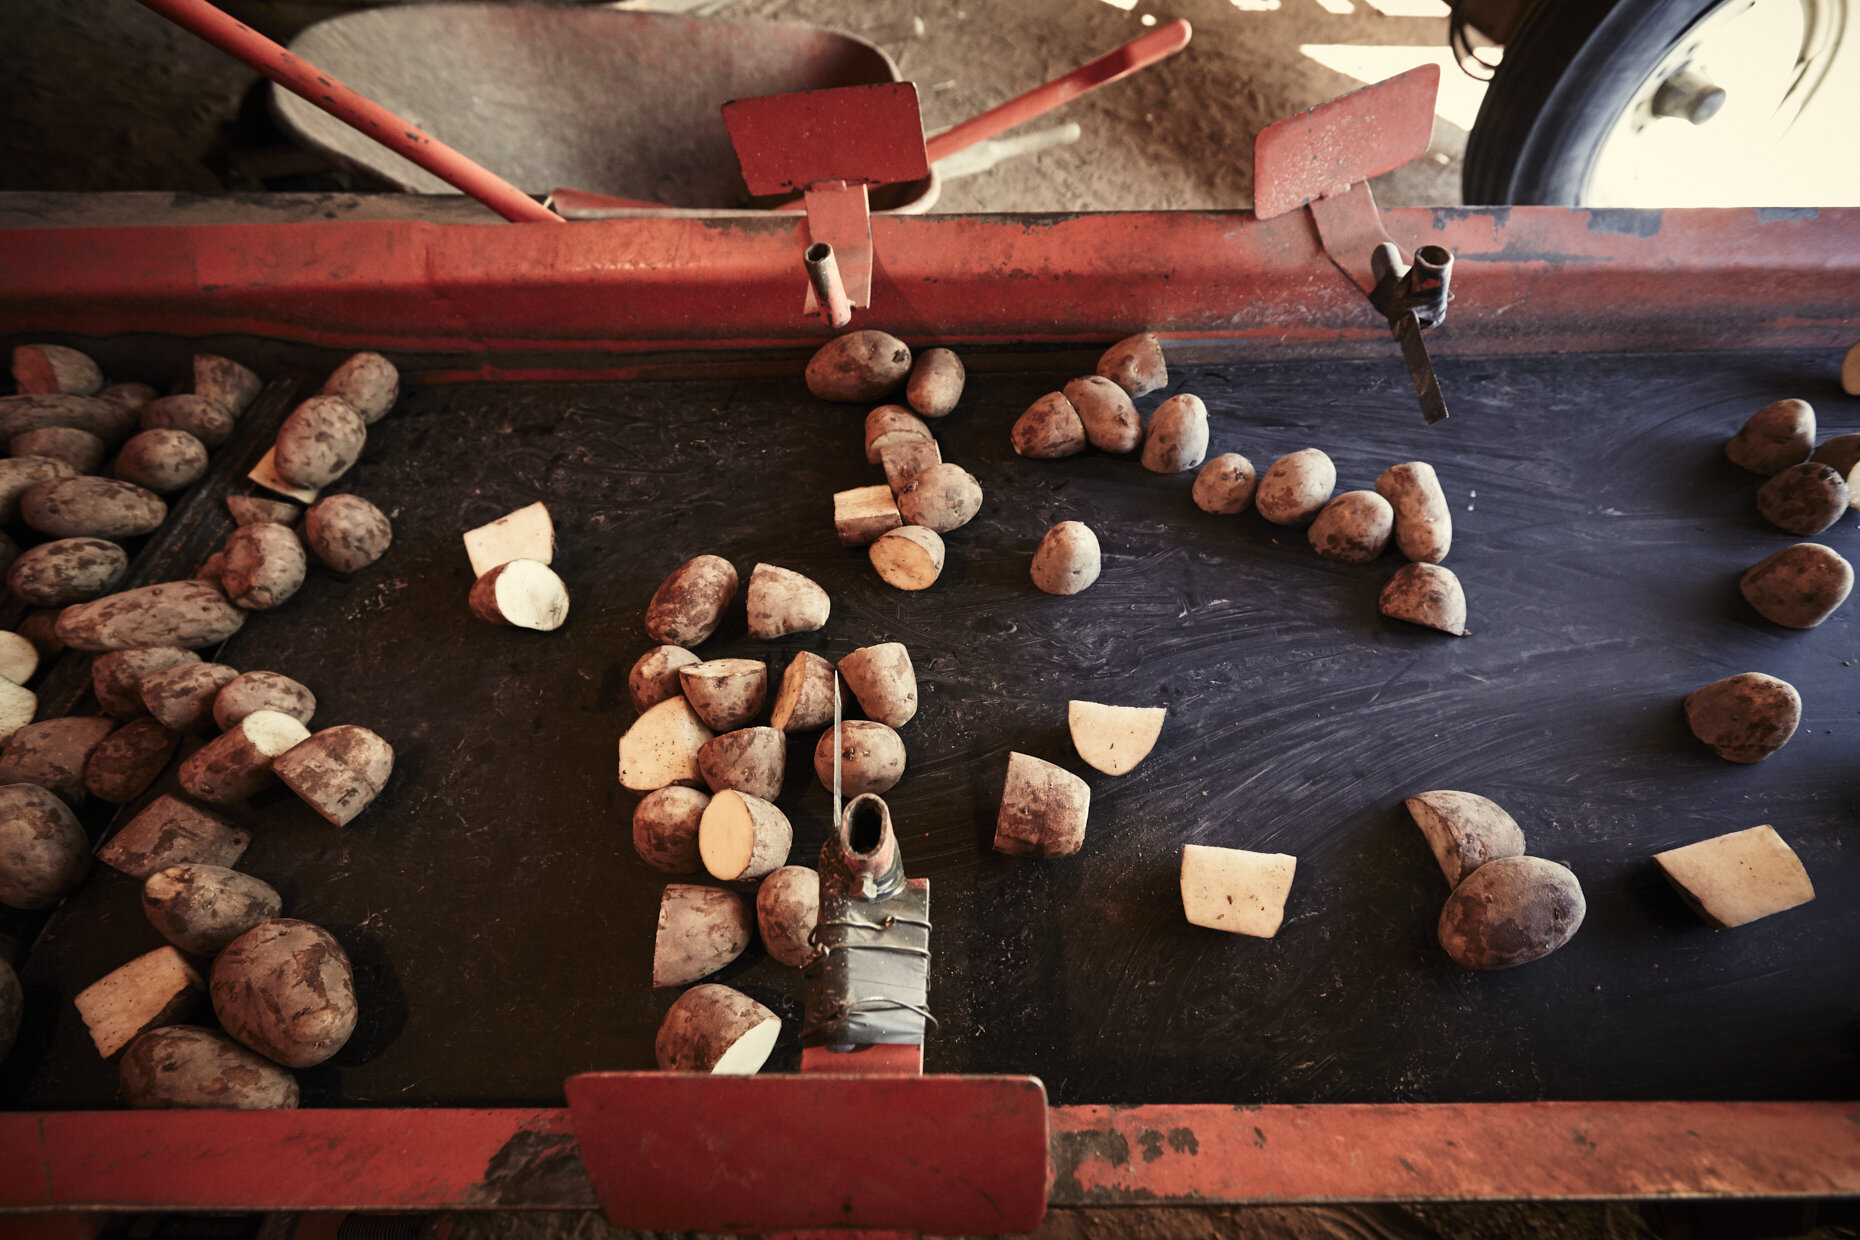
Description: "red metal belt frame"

(1, 202), (1859, 1225)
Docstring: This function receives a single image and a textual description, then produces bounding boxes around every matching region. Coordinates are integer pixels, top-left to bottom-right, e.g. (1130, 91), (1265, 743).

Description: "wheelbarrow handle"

(924, 19), (1193, 165)
(133, 0), (562, 223)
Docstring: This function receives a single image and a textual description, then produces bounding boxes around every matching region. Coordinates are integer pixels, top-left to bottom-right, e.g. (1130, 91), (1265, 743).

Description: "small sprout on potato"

(1097, 331), (1168, 398)
(907, 348), (965, 419)
(745, 564), (830, 639)
(645, 554), (738, 648)
(652, 884), (752, 987)
(1683, 672), (1800, 763)
(769, 651), (837, 733)
(699, 789), (793, 881)
(870, 525), (945, 591)
(633, 785), (709, 874)
(1031, 520), (1101, 596)
(1404, 790), (1525, 888)
(1012, 392), (1088, 459)
(1379, 562), (1467, 635)
(1654, 825), (1814, 929)
(1064, 375), (1142, 454)
(655, 983), (781, 1074)
(1725, 399), (1814, 475)
(619, 697), (714, 792)
(1755, 462), (1848, 535)
(1192, 453), (1257, 515)
(807, 330), (912, 402)
(463, 501), (554, 578)
(813, 719), (906, 797)
(995, 752), (1090, 858)
(1256, 449), (1336, 525)
(1140, 394), (1209, 474)
(469, 559), (570, 631)
(839, 642), (918, 729)
(1437, 856), (1585, 970)
(1180, 844), (1296, 938)
(679, 658), (768, 731)
(1309, 491), (1393, 564)
(834, 485), (902, 547)
(1068, 701), (1165, 776)
(1741, 542), (1853, 629)
(74, 946), (203, 1058)
(757, 866), (820, 968)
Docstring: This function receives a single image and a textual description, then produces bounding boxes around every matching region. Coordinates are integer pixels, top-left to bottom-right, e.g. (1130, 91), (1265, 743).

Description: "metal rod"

(132, 0), (562, 224)
(924, 20), (1193, 164)
(804, 242), (854, 329)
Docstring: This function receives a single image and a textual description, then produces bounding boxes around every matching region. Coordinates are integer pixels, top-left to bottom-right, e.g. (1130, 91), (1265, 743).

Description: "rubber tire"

(1462, 0), (1726, 206)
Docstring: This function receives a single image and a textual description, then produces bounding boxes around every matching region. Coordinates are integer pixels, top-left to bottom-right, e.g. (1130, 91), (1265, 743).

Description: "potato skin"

(697, 727), (785, 801)
(805, 331), (911, 402)
(1741, 542), (1853, 629)
(1684, 672), (1800, 763)
(1030, 521), (1102, 595)
(1755, 462), (1848, 536)
(0, 716), (118, 805)
(633, 785), (709, 873)
(1097, 331), (1167, 398)
(141, 395), (234, 448)
(93, 646), (201, 718)
(84, 716), (179, 803)
(8, 537), (128, 607)
(897, 463), (983, 533)
(141, 662), (240, 733)
(211, 919), (357, 1068)
(629, 645), (700, 713)
(906, 348), (965, 419)
(0, 781), (91, 909)
(1309, 491), (1393, 564)
(114, 429), (210, 495)
(1379, 563), (1467, 636)
(1011, 393), (1087, 459)
(863, 405), (932, 464)
(303, 494), (392, 573)
(12, 427), (105, 474)
(120, 1025), (300, 1110)
(1726, 398), (1814, 475)
(1192, 453), (1257, 515)
(21, 476), (167, 540)
(273, 724), (394, 827)
(813, 720), (906, 797)
(1139, 394), (1209, 474)
(645, 555), (738, 647)
(1374, 462), (1452, 563)
(221, 522), (307, 610)
(57, 581), (247, 652)
(214, 671), (317, 731)
(142, 863), (284, 956)
(1438, 856), (1585, 970)
(321, 352), (399, 424)
(1256, 449), (1336, 525)
(653, 884), (752, 987)
(756, 865), (820, 967)
(1063, 375), (1142, 454)
(274, 396), (367, 490)
(0, 457), (77, 524)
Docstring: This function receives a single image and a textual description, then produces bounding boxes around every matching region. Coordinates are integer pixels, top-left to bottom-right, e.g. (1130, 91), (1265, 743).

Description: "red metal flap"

(564, 1072), (1049, 1233)
(723, 83), (929, 195)
(1253, 65), (1439, 221)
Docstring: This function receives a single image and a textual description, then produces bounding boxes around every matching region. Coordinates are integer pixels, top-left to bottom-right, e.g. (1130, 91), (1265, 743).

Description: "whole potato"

(1810, 431), (1860, 479)
(1030, 521), (1102, 595)
(221, 522), (307, 610)
(645, 555), (738, 647)
(321, 352), (399, 424)
(273, 396), (366, 490)
(211, 919), (357, 1068)
(1192, 453), (1257, 515)
(11, 427), (105, 474)
(0, 457), (76, 524)
(0, 781), (90, 909)
(1726, 399), (1814, 475)
(0, 393), (138, 444)
(1011, 393), (1087, 459)
(192, 354), (262, 418)
(1755, 462), (1848, 536)
(142, 864), (284, 956)
(813, 720), (905, 797)
(57, 581), (247, 651)
(1139, 394), (1209, 474)
(1684, 672), (1800, 763)
(1096, 331), (1167, 398)
(1374, 461), (1451, 562)
(120, 1026), (299, 1110)
(21, 476), (167, 540)
(1437, 855), (1585, 970)
(805, 331), (911, 402)
(897, 463), (983, 533)
(1063, 376), (1141, 454)
(114, 429), (210, 495)
(633, 785), (709, 873)
(1741, 542), (1853, 629)
(83, 716), (179, 803)
(756, 865), (820, 967)
(303, 494), (392, 573)
(1309, 490), (1393, 563)
(906, 348), (965, 419)
(1256, 449), (1335, 525)
(8, 537), (128, 607)
(141, 395), (234, 449)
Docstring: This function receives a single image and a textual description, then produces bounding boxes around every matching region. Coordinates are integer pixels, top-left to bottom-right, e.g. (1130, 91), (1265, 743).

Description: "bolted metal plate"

(723, 82), (929, 195)
(1253, 65), (1439, 221)
(564, 1072), (1049, 1233)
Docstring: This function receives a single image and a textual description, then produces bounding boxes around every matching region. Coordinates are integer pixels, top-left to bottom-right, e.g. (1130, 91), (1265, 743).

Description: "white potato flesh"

(1067, 701), (1166, 776)
(479, 559), (570, 631)
(618, 697), (714, 792)
(0, 678), (36, 745)
(463, 501), (555, 577)
(247, 446), (320, 504)
(1655, 825), (1815, 928)
(713, 1017), (782, 1074)
(1180, 844), (1296, 938)
(73, 946), (203, 1057)
(0, 632), (38, 686)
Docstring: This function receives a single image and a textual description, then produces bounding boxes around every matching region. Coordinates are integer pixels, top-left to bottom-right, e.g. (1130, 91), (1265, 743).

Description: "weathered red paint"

(1253, 66), (1440, 221)
(723, 83), (929, 196)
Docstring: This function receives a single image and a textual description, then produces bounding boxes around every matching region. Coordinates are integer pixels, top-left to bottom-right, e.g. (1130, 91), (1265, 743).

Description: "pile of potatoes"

(617, 550), (926, 1074)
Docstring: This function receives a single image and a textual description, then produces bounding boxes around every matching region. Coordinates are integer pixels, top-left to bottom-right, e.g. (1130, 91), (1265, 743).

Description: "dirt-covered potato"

(0, 782), (90, 909)
(178, 710), (311, 804)
(994, 752), (1090, 859)
(0, 716), (117, 805)
(272, 724), (394, 826)
(221, 522), (307, 611)
(1379, 563), (1467, 636)
(1810, 432), (1860, 481)
(213, 671), (316, 731)
(863, 405), (933, 464)
(0, 393), (138, 444)
(653, 884), (752, 987)
(679, 659), (767, 731)
(12, 344), (103, 396)
(813, 720), (905, 796)
(1063, 375), (1142, 454)
(1140, 394), (1209, 474)
(645, 555), (738, 647)
(98, 383), (158, 419)
(141, 662), (240, 733)
(120, 1025), (299, 1110)
(699, 789), (792, 881)
(1192, 453), (1258, 515)
(1031, 521), (1101, 596)
(211, 919), (357, 1068)
(879, 438), (942, 493)
(114, 429), (209, 495)
(192, 354), (262, 418)
(756, 865), (819, 967)
(301, 494), (392, 573)
(227, 495), (300, 527)
(1726, 399), (1815, 475)
(1097, 331), (1167, 398)
(8, 537), (127, 607)
(768, 652), (834, 735)
(833, 484), (902, 547)
(1404, 790), (1526, 888)
(654, 983), (780, 1074)
(897, 463), (983, 533)
(59, 581), (247, 651)
(805, 330), (911, 402)
(21, 476), (167, 540)
(83, 716), (179, 803)
(469, 560), (569, 630)
(274, 396), (367, 490)
(0, 457), (77, 524)
(1012, 392), (1087, 459)
(1309, 491), (1393, 564)
(321, 351), (399, 424)
(11, 426), (105, 474)
(1438, 855), (1585, 970)
(142, 864), (283, 956)
(869, 524), (945, 591)
(1256, 449), (1336, 525)
(1756, 462), (1848, 535)
(745, 564), (829, 639)
(93, 646), (201, 717)
(906, 347), (965, 418)
(619, 697), (713, 792)
(697, 727), (785, 801)
(633, 785), (709, 873)
(1741, 542), (1853, 629)
(98, 795), (248, 879)
(141, 395), (234, 449)
(1374, 461), (1451, 562)
(839, 642), (917, 728)
(1684, 672), (1800, 763)
(629, 645), (699, 713)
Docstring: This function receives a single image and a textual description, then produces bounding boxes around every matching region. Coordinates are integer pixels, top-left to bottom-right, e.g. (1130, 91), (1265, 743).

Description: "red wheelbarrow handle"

(925, 19), (1193, 164)
(134, 0), (562, 223)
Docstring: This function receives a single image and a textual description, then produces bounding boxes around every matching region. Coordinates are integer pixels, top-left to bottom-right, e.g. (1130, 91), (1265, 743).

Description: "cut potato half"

(699, 789), (793, 882)
(469, 559), (569, 631)
(1180, 844), (1296, 938)
(463, 501), (555, 577)
(1067, 701), (1165, 776)
(1655, 825), (1814, 929)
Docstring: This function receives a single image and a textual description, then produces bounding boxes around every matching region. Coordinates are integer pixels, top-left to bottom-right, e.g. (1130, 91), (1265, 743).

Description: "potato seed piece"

(619, 697), (713, 792)
(806, 331), (911, 402)
(1404, 790), (1526, 888)
(273, 395), (366, 489)
(141, 395), (234, 449)
(652, 884), (752, 987)
(696, 726), (785, 801)
(192, 354), (262, 418)
(869, 525), (945, 591)
(813, 720), (905, 797)
(210, 919), (356, 1068)
(655, 983), (780, 1074)
(221, 522), (307, 610)
(1064, 375), (1142, 454)
(745, 564), (829, 639)
(321, 351), (399, 423)
(304, 494), (391, 572)
(833, 484), (902, 547)
(839, 642), (917, 728)
(12, 344), (103, 396)
(1755, 462), (1848, 535)
(8, 537), (128, 607)
(1140, 394), (1209, 474)
(756, 866), (819, 967)
(645, 555), (738, 647)
(1068, 701), (1165, 776)
(769, 651), (836, 733)
(1379, 563), (1467, 635)
(463, 501), (553, 577)
(141, 864), (283, 956)
(75, 946), (203, 1058)
(897, 463), (983, 533)
(1438, 855), (1584, 970)
(1011, 392), (1087, 459)
(1654, 825), (1814, 928)
(273, 725), (394, 826)
(120, 1025), (299, 1110)
(1180, 844), (1296, 938)
(632, 785), (709, 873)
(629, 645), (700, 713)
(994, 751), (1090, 858)
(469, 559), (569, 630)
(698, 789), (792, 881)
